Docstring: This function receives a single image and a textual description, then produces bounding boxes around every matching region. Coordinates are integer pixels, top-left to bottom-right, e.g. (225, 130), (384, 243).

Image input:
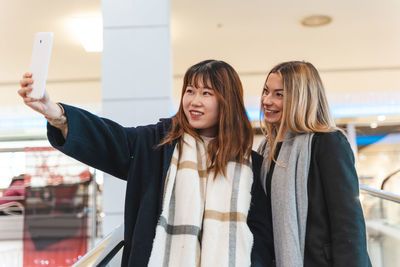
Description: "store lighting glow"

(377, 115), (386, 121)
(70, 15), (103, 52)
(169, 104), (400, 121)
(370, 122), (378, 129)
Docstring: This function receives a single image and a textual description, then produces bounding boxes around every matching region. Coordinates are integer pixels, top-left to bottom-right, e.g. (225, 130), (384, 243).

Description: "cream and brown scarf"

(148, 133), (254, 267)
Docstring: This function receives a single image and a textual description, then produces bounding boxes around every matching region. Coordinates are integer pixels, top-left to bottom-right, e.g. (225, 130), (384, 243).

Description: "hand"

(18, 73), (62, 119)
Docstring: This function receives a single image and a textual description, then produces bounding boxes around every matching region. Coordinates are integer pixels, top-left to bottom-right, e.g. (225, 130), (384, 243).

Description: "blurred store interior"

(0, 0), (399, 266)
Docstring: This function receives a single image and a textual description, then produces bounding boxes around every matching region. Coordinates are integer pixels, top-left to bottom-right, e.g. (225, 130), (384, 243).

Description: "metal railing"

(360, 184), (400, 267)
(360, 184), (400, 204)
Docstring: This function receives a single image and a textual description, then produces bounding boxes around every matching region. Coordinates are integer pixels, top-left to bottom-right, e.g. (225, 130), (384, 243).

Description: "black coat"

(47, 104), (274, 267)
(305, 132), (371, 266)
(266, 131), (371, 267)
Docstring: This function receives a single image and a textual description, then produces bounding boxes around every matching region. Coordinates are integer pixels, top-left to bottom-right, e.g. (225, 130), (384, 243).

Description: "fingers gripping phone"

(27, 32), (53, 99)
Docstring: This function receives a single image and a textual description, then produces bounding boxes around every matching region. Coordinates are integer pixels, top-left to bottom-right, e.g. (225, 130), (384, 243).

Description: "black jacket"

(47, 104), (274, 267)
(304, 132), (371, 266)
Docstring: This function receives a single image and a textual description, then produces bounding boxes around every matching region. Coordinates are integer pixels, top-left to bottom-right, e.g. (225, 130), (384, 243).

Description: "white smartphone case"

(28, 32), (53, 99)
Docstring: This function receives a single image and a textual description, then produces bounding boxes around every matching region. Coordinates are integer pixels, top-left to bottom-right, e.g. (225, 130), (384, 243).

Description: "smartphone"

(27, 32), (54, 99)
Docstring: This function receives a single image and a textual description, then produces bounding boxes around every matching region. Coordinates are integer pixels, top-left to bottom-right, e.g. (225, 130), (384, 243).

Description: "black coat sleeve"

(315, 131), (371, 267)
(47, 103), (138, 180)
(248, 152), (275, 267)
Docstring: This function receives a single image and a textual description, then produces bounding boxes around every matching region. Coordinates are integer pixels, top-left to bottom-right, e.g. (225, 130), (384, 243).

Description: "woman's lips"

(264, 110), (279, 114)
(190, 110), (203, 118)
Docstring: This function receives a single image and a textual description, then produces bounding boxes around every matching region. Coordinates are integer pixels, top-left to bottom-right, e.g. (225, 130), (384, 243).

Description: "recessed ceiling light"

(301, 15), (332, 27)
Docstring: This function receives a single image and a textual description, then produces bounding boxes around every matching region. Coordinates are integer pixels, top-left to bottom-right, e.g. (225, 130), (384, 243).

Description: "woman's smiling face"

(261, 72), (284, 126)
(182, 79), (219, 137)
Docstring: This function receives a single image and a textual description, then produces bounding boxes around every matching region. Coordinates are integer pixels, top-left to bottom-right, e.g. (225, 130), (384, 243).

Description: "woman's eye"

(203, 91), (212, 96)
(262, 88), (269, 95)
(277, 93), (284, 97)
(186, 88), (193, 94)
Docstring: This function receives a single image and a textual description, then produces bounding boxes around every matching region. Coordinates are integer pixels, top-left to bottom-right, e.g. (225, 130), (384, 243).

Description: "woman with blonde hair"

(19, 59), (274, 266)
(258, 61), (371, 266)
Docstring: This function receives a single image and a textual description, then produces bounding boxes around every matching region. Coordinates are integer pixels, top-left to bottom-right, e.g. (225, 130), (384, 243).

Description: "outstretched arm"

(18, 72), (135, 180)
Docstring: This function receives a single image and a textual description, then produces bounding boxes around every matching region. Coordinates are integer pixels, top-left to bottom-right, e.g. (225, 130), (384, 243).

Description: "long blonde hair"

(260, 61), (337, 163)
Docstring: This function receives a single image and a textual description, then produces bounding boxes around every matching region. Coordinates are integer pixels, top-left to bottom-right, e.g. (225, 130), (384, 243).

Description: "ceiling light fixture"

(69, 15), (103, 52)
(301, 15), (332, 27)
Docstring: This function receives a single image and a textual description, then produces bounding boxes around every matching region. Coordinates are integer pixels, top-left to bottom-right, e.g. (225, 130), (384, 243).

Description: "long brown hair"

(260, 61), (337, 164)
(160, 59), (253, 177)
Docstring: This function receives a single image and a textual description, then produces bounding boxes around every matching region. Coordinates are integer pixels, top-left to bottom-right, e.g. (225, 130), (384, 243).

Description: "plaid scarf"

(148, 133), (254, 267)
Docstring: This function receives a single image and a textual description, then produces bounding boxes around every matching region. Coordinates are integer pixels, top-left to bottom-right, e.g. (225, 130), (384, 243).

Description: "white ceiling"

(171, 0), (400, 73)
(1, 0), (400, 120)
(0, 0), (101, 81)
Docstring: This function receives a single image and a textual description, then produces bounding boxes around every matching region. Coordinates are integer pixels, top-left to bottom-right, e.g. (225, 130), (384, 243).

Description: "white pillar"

(101, 0), (171, 235)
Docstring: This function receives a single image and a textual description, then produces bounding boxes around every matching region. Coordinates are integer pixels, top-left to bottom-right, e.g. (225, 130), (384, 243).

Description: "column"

(101, 0), (171, 235)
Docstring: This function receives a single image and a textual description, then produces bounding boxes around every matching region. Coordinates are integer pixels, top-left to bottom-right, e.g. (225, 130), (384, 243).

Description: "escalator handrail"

(360, 184), (400, 204)
(72, 224), (124, 267)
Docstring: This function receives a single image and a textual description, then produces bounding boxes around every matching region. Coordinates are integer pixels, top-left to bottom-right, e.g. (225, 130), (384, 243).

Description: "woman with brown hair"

(19, 59), (274, 267)
(258, 60), (371, 267)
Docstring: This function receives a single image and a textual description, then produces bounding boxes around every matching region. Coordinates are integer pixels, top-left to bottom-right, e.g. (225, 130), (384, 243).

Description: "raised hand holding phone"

(19, 72), (67, 136)
(27, 32), (53, 99)
(18, 72), (60, 118)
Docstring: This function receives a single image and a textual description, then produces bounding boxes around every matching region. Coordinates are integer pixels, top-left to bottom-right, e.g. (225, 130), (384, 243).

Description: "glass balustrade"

(361, 186), (400, 267)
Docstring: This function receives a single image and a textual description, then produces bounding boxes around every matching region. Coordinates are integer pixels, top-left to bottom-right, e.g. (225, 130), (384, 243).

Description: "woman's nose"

(262, 94), (272, 105)
(191, 93), (202, 106)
